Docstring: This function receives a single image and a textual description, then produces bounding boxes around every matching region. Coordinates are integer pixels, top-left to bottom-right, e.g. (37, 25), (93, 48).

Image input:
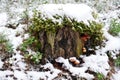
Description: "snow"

(0, 70), (13, 79)
(112, 70), (120, 80)
(56, 57), (94, 79)
(83, 55), (110, 76)
(23, 33), (29, 39)
(98, 9), (120, 55)
(37, 4), (94, 24)
(0, 23), (27, 50)
(27, 63), (61, 80)
(0, 60), (3, 68)
(14, 70), (27, 80)
(0, 13), (8, 27)
(27, 71), (47, 80)
(104, 31), (120, 51)
(0, 2), (120, 80)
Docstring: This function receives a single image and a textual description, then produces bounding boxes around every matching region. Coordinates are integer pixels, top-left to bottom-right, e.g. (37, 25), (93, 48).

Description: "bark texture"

(39, 26), (84, 63)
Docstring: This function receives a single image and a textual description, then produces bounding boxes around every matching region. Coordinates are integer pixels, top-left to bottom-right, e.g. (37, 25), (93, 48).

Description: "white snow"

(56, 57), (94, 79)
(23, 33), (29, 39)
(112, 70), (120, 80)
(83, 54), (110, 76)
(104, 31), (120, 51)
(0, 70), (13, 79)
(0, 25), (23, 49)
(37, 4), (94, 24)
(27, 63), (61, 80)
(14, 70), (27, 80)
(0, 13), (8, 26)
(0, 59), (3, 68)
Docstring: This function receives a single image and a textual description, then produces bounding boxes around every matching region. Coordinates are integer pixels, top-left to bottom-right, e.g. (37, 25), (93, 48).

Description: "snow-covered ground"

(0, 1), (120, 80)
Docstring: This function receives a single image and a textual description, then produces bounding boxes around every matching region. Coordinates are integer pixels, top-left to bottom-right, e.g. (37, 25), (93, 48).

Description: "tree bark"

(39, 26), (84, 63)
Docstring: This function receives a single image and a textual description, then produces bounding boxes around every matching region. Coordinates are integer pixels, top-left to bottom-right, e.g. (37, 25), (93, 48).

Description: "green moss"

(24, 51), (42, 64)
(115, 56), (120, 67)
(20, 36), (42, 64)
(20, 36), (35, 51)
(20, 10), (103, 64)
(29, 10), (60, 34)
(0, 34), (8, 43)
(96, 72), (105, 80)
(108, 19), (120, 36)
(20, 36), (41, 51)
(60, 16), (103, 49)
(29, 10), (103, 48)
(71, 19), (103, 48)
(0, 33), (13, 54)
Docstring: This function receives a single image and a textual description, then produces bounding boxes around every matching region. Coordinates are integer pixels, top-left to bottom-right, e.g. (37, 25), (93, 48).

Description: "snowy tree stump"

(39, 26), (86, 63)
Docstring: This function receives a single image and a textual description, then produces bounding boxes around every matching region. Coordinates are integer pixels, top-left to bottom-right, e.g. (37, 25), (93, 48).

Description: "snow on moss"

(36, 4), (94, 24)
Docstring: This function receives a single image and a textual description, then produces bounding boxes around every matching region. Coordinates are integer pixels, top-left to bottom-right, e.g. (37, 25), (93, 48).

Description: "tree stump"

(39, 26), (85, 63)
